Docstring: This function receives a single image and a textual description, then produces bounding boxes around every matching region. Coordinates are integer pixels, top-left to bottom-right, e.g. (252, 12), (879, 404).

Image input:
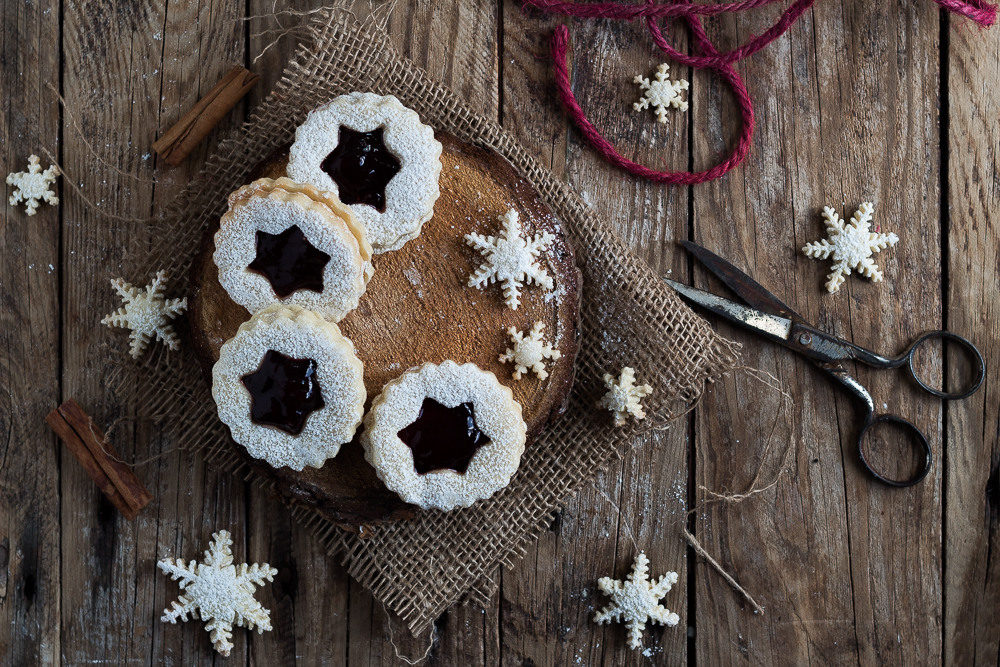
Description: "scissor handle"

(822, 366), (934, 487)
(846, 330), (985, 399)
(898, 331), (985, 400)
(856, 414), (933, 487)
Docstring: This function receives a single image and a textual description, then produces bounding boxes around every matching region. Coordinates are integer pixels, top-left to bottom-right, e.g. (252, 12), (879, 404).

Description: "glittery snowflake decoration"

(499, 321), (562, 381)
(597, 367), (653, 427)
(6, 155), (60, 216)
(633, 63), (689, 123)
(595, 552), (680, 650)
(101, 270), (188, 359)
(158, 530), (277, 657)
(466, 209), (555, 310)
(802, 202), (899, 294)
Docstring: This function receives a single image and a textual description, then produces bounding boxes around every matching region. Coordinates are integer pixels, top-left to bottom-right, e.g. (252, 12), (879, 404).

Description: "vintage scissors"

(665, 241), (985, 487)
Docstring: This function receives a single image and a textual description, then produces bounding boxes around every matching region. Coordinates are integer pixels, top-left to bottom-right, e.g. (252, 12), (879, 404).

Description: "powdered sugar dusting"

(465, 208), (555, 310)
(594, 552), (680, 649)
(499, 321), (561, 380)
(212, 304), (366, 470)
(287, 92), (442, 253)
(214, 178), (371, 322)
(157, 530), (277, 656)
(362, 361), (527, 511)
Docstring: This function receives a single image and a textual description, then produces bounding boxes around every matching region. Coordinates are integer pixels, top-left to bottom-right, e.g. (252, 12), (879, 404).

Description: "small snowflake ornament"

(802, 202), (899, 293)
(597, 367), (653, 427)
(158, 530), (278, 657)
(7, 155), (60, 216)
(499, 321), (562, 380)
(595, 552), (680, 650)
(633, 63), (689, 123)
(101, 270), (188, 359)
(465, 208), (555, 310)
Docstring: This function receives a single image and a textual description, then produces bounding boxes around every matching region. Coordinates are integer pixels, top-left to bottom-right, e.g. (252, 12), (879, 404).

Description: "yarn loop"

(526, 0), (996, 184)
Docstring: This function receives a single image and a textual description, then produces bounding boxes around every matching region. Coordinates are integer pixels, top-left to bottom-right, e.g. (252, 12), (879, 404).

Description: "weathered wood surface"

(0, 0), (997, 665)
(693, 1), (945, 664)
(944, 14), (1000, 667)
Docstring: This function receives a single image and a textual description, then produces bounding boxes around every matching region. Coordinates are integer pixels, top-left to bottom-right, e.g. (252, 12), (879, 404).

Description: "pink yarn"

(527, 0), (996, 185)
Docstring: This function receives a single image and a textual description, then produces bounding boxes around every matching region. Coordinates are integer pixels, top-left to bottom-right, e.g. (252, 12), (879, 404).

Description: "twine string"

(585, 365), (793, 615)
(523, 0), (791, 19)
(380, 601), (436, 665)
(683, 527), (765, 613)
(86, 415), (187, 468)
(548, 13), (756, 184)
(243, 1), (398, 64)
(527, 0), (995, 184)
(680, 365), (796, 614)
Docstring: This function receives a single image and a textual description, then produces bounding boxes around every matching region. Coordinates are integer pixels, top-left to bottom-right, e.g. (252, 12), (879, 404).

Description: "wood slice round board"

(189, 132), (581, 534)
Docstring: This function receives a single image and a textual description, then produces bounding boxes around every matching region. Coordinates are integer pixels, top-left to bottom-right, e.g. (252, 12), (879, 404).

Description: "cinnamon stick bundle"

(46, 399), (153, 520)
(153, 65), (260, 166)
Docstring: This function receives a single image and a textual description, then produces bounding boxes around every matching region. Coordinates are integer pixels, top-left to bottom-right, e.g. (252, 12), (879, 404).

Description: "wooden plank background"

(0, 0), (997, 664)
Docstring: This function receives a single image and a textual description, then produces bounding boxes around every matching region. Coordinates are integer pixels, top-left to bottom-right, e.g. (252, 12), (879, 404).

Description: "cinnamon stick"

(46, 399), (153, 520)
(152, 65), (260, 166)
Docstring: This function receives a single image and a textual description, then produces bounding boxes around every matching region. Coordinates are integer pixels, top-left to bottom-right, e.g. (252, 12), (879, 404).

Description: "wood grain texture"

(692, 0), (944, 665)
(943, 14), (1000, 667)
(499, 5), (694, 665)
(691, 4), (859, 664)
(144, 3), (253, 663)
(59, 0), (248, 665)
(4, 0), (1000, 663)
(0, 0), (62, 663)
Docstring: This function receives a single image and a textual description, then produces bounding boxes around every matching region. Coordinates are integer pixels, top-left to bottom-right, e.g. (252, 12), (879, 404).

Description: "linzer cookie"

(212, 304), (366, 471)
(362, 361), (527, 511)
(190, 131), (581, 530)
(286, 93), (442, 253)
(214, 177), (373, 321)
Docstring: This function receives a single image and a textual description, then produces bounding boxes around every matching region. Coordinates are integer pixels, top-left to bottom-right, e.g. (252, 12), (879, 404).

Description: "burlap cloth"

(113, 12), (740, 633)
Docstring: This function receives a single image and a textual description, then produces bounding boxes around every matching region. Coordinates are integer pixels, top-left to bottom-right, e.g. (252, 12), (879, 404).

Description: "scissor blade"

(680, 241), (806, 324)
(665, 279), (793, 341)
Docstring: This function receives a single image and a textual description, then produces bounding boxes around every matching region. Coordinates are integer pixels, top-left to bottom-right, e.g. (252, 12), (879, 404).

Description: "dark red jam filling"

(247, 225), (331, 298)
(397, 398), (491, 475)
(320, 126), (401, 213)
(241, 349), (325, 435)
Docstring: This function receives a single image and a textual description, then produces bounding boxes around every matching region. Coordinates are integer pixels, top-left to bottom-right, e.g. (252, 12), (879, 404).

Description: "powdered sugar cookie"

(214, 177), (373, 321)
(362, 361), (527, 511)
(287, 93), (442, 253)
(213, 304), (366, 471)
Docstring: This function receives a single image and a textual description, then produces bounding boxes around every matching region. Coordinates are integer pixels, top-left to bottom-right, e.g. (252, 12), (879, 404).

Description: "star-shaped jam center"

(320, 126), (401, 213)
(241, 349), (325, 435)
(397, 398), (491, 475)
(247, 225), (331, 298)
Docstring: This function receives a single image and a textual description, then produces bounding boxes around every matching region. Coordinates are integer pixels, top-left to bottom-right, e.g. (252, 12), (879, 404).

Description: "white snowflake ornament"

(7, 155), (60, 215)
(802, 202), (899, 293)
(101, 270), (188, 359)
(597, 367), (653, 427)
(158, 530), (278, 657)
(465, 208), (555, 310)
(499, 321), (561, 380)
(595, 552), (680, 650)
(633, 63), (689, 123)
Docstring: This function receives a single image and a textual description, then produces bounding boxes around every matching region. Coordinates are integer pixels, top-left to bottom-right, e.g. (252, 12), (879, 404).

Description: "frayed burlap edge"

(110, 11), (741, 634)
